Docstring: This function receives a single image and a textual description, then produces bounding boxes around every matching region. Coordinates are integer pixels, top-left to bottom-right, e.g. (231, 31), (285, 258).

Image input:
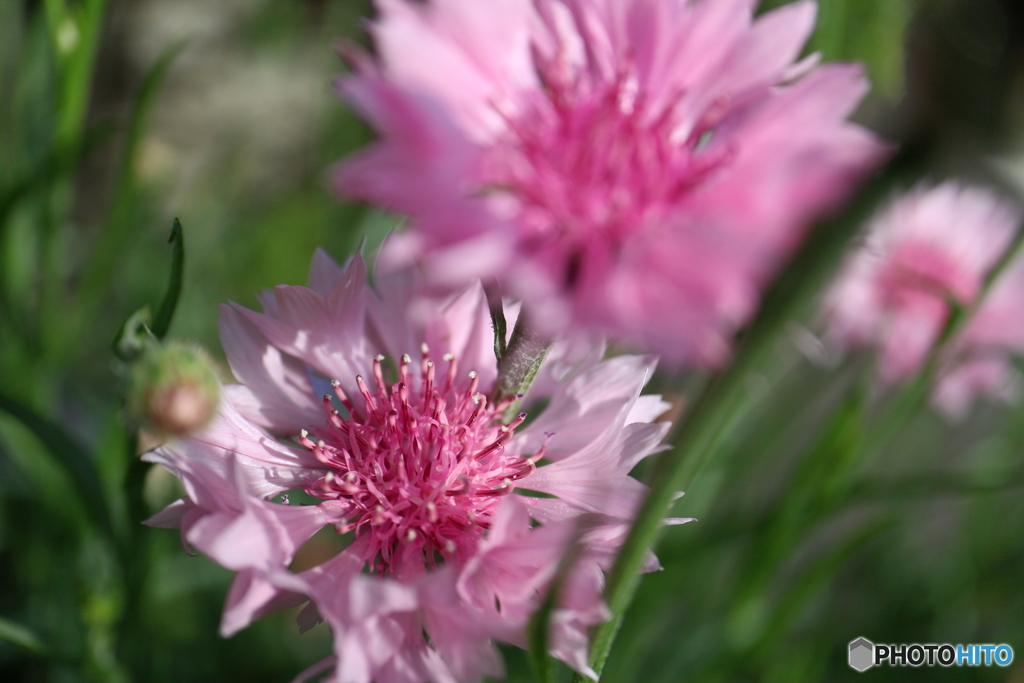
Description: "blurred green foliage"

(0, 0), (374, 680)
(760, 0), (915, 99)
(1, 1), (1023, 682)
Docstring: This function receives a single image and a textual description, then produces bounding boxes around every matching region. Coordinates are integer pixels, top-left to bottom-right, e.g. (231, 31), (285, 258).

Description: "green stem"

(579, 317), (773, 681)
(116, 430), (153, 674)
(578, 149), (924, 681)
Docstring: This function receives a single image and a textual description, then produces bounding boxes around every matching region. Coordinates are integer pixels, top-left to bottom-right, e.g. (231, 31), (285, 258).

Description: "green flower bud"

(129, 342), (220, 437)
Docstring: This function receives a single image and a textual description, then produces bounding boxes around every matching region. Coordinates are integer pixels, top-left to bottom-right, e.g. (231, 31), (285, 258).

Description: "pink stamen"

(481, 64), (728, 278)
(330, 379), (359, 419)
(299, 351), (534, 576)
(372, 355), (387, 394)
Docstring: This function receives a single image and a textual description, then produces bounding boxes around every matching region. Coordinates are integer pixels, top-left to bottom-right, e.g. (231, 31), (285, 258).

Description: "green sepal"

(527, 584), (560, 683)
(486, 283), (508, 362)
(112, 306), (154, 362)
(493, 309), (551, 419)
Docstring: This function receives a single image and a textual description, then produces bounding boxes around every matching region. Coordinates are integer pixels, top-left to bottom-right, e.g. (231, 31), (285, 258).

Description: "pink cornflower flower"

(823, 182), (1024, 416)
(145, 248), (680, 682)
(931, 252), (1024, 418)
(333, 0), (887, 365)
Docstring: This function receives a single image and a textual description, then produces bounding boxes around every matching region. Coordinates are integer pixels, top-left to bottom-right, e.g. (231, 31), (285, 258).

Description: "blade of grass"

(69, 42), (183, 352)
(0, 616), (48, 656)
(52, 0), (109, 149)
(0, 391), (114, 539)
(0, 125), (112, 232)
(750, 518), (890, 662)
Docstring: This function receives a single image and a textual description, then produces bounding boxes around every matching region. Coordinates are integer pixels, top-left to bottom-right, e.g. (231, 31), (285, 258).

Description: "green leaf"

(151, 217), (184, 340)
(0, 616), (47, 655)
(0, 391), (115, 539)
(111, 217), (185, 360)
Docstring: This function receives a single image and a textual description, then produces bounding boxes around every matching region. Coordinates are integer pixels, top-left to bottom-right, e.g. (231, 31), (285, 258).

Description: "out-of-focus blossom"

(333, 0), (887, 365)
(932, 254), (1024, 418)
(145, 248), (680, 683)
(824, 182), (1024, 416)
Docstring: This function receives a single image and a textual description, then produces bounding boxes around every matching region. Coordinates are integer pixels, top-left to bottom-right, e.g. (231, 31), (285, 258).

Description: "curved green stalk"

(577, 150), (923, 681)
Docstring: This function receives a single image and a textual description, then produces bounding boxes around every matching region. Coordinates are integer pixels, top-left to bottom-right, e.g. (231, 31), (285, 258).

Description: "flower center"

(482, 58), (729, 286)
(881, 242), (978, 306)
(298, 348), (542, 574)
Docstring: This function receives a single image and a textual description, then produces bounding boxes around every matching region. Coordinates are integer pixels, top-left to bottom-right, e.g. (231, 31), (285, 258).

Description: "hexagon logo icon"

(849, 637), (874, 672)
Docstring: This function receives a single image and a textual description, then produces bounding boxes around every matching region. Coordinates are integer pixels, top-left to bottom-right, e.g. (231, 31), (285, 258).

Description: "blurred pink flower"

(146, 249), (681, 683)
(823, 182), (1024, 416)
(334, 0), (887, 365)
(932, 252), (1024, 419)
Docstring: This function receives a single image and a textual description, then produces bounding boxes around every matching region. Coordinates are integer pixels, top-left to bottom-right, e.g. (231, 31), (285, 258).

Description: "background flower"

(932, 252), (1024, 418)
(823, 182), (1024, 416)
(334, 0), (888, 365)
